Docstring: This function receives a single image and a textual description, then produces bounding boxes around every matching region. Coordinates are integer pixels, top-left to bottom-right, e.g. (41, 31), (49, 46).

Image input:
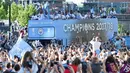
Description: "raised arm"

(78, 64), (82, 73)
(40, 64), (46, 73)
(103, 59), (107, 73)
(87, 62), (92, 73)
(59, 63), (65, 72)
(53, 65), (60, 73)
(68, 66), (75, 73)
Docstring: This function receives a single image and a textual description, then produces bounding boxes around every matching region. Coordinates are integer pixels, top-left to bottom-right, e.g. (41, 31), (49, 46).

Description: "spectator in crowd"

(12, 64), (20, 73)
(100, 7), (107, 18)
(69, 57), (82, 73)
(90, 36), (101, 57)
(3, 62), (13, 73)
(0, 32), (2, 42)
(91, 57), (102, 73)
(31, 2), (120, 20)
(0, 34), (8, 49)
(50, 12), (55, 20)
(57, 11), (62, 19)
(70, 10), (75, 19)
(84, 12), (91, 19)
(0, 24), (130, 73)
(123, 32), (130, 50)
(19, 29), (25, 38)
(18, 51), (38, 73)
(95, 13), (101, 18)
(120, 57), (130, 73)
(65, 11), (71, 19)
(75, 11), (83, 19)
(103, 55), (119, 73)
(110, 8), (117, 18)
(90, 7), (95, 19)
(13, 55), (20, 65)
(81, 58), (92, 73)
(53, 11), (59, 20)
(31, 13), (38, 20)
(61, 12), (66, 20)
(114, 36), (122, 50)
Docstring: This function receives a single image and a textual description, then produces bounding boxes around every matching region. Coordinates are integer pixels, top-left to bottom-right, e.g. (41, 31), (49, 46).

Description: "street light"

(9, 1), (11, 40)
(98, 0), (100, 13)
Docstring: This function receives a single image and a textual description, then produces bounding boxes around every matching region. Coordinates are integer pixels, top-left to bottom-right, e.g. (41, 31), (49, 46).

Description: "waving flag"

(43, 1), (50, 19)
(9, 37), (33, 59)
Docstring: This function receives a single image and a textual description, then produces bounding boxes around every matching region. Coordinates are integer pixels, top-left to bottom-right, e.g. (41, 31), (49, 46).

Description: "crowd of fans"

(0, 31), (130, 73)
(0, 27), (27, 51)
(0, 2), (128, 73)
(31, 5), (117, 20)
(0, 32), (16, 51)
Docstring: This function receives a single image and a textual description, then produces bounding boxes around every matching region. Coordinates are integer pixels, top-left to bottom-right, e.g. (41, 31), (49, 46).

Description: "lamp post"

(98, 0), (100, 13)
(9, 0), (11, 40)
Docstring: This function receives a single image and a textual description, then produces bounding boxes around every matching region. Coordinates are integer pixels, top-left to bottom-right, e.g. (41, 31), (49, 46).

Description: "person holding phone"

(18, 51), (38, 73)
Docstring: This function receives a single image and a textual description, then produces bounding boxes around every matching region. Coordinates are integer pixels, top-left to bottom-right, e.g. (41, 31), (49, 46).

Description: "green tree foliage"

(2, 0), (10, 14)
(17, 4), (36, 27)
(26, 4), (36, 16)
(118, 24), (124, 33)
(0, 0), (8, 19)
(17, 4), (24, 11)
(17, 9), (29, 26)
(0, 1), (36, 27)
(2, 2), (8, 14)
(0, 0), (2, 7)
(11, 2), (18, 22)
(0, 5), (6, 19)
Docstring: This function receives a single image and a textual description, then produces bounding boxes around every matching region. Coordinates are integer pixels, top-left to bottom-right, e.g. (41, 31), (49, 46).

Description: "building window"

(121, 2), (128, 8)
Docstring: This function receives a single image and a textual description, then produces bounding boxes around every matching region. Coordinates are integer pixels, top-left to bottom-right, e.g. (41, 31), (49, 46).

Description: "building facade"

(16, 0), (65, 9)
(83, 0), (130, 14)
(42, 0), (65, 9)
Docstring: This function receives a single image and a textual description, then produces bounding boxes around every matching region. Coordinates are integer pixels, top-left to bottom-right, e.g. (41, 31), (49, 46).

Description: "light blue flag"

(9, 37), (33, 59)
(43, 1), (50, 19)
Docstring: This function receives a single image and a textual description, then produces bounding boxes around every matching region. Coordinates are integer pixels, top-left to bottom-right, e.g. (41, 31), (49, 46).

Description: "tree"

(17, 4), (29, 26)
(0, 0), (8, 19)
(26, 4), (36, 17)
(2, 2), (8, 15)
(17, 4), (36, 27)
(0, 0), (2, 7)
(0, 5), (6, 19)
(11, 2), (18, 22)
(2, 0), (10, 14)
(118, 24), (124, 34)
(17, 4), (24, 11)
(17, 9), (29, 26)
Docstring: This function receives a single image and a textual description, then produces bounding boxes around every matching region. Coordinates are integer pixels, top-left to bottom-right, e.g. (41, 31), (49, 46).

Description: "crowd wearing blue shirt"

(123, 32), (130, 49)
(110, 32), (130, 51)
(31, 3), (117, 20)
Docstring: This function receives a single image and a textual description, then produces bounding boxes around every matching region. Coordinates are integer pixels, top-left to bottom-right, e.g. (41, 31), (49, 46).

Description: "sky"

(65, 0), (84, 7)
